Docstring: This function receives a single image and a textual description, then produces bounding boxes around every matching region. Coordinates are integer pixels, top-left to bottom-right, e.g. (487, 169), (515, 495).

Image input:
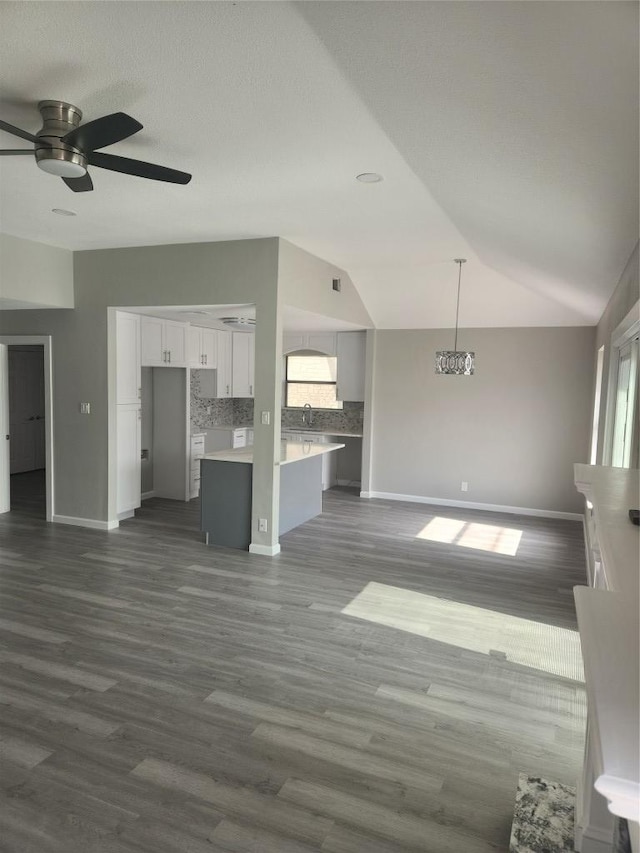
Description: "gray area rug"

(510, 773), (576, 853)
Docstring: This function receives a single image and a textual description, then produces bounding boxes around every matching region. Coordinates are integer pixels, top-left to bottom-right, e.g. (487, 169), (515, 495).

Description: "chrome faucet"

(302, 403), (314, 427)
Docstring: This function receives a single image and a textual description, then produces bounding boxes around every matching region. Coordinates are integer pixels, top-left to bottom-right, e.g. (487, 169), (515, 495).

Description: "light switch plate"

(261, 411), (270, 425)
(80, 402), (91, 414)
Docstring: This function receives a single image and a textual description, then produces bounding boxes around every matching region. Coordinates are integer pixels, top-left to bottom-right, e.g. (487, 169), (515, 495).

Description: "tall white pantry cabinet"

(115, 311), (142, 517)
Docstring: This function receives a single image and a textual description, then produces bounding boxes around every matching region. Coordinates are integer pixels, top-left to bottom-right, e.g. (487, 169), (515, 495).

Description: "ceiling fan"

(0, 100), (192, 192)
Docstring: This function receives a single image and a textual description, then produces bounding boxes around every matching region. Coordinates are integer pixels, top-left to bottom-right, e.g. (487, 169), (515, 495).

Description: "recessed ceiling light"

(356, 172), (383, 183)
(51, 208), (76, 217)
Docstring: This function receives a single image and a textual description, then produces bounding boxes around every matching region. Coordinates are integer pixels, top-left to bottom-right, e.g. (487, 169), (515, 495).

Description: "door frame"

(0, 335), (54, 521)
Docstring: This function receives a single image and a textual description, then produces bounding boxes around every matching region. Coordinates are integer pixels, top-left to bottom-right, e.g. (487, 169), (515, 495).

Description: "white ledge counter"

(573, 464), (640, 851)
(200, 441), (345, 550)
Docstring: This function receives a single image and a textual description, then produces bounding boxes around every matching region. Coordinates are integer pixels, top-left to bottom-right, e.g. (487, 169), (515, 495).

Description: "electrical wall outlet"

(258, 518), (268, 532)
(461, 481), (468, 492)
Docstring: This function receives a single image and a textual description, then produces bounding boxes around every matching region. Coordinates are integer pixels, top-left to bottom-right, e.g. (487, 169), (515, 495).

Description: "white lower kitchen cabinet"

(190, 432), (205, 498)
(117, 403), (141, 516)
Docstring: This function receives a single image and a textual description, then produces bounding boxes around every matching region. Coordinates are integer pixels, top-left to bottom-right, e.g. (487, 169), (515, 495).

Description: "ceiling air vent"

(219, 317), (256, 332)
(332, 278), (341, 292)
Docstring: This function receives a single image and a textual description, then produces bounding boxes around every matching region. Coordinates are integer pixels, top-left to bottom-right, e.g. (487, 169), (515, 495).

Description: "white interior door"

(8, 348), (45, 474)
(0, 344), (9, 513)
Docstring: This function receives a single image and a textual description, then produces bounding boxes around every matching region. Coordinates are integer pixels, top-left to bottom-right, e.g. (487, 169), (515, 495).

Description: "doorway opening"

(0, 336), (54, 521)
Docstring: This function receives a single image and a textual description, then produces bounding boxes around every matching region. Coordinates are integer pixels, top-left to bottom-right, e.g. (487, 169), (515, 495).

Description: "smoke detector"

(219, 317), (256, 332)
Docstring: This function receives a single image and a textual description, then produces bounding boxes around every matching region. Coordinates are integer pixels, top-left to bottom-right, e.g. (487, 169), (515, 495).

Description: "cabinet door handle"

(226, 384), (229, 396)
(162, 350), (167, 363)
(168, 351), (171, 363)
(205, 354), (208, 365)
(249, 385), (253, 396)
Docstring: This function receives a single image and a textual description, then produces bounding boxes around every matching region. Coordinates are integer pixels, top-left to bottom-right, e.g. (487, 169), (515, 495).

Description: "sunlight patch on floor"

(342, 582), (583, 681)
(416, 516), (523, 556)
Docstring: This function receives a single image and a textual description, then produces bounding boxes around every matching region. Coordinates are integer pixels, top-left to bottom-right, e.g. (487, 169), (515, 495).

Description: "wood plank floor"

(0, 482), (587, 852)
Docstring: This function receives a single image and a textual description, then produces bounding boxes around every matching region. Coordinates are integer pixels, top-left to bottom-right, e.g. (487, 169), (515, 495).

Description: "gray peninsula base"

(200, 454), (323, 549)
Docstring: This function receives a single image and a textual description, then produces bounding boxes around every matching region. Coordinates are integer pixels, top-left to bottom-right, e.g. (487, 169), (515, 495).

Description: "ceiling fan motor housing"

(35, 100), (87, 177)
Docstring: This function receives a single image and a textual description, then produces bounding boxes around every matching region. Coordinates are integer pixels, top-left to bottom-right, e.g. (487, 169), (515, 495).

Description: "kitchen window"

(285, 355), (343, 409)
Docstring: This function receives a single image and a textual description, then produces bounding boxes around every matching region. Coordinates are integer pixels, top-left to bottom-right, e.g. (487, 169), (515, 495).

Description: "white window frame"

(602, 301), (640, 468)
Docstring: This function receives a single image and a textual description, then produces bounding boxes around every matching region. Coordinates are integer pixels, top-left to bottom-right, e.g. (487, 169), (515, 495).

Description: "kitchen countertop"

(281, 428), (363, 438)
(201, 440), (345, 466)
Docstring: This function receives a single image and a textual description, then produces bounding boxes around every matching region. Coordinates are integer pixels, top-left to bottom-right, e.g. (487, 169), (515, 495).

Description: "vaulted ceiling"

(0, 1), (637, 328)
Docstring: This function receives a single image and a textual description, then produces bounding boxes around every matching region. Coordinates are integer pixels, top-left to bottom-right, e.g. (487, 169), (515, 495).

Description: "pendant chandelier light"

(435, 258), (475, 375)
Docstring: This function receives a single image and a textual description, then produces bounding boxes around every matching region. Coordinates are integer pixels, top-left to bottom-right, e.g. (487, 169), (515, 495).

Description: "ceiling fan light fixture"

(37, 157), (87, 178)
(435, 259), (475, 376)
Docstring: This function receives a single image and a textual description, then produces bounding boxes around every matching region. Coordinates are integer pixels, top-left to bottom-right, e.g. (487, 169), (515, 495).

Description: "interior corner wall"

(0, 306), (108, 520)
(0, 233), (74, 308)
(72, 237), (281, 528)
(369, 326), (596, 515)
(593, 241), (639, 463)
(277, 238), (373, 327)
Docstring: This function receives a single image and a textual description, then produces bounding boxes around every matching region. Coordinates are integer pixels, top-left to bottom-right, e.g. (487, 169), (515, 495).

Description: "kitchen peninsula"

(200, 440), (345, 549)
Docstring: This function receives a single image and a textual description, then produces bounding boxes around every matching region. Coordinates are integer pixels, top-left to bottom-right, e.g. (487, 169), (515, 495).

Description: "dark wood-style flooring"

(0, 480), (587, 852)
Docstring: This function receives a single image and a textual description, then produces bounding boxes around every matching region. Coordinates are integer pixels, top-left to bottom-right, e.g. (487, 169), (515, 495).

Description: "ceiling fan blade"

(62, 112), (143, 152)
(62, 172), (94, 193)
(0, 119), (42, 145)
(0, 149), (33, 155)
(88, 151), (191, 184)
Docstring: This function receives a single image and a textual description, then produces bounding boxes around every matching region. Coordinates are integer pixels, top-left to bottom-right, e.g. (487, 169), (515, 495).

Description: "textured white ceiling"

(0, 1), (637, 328)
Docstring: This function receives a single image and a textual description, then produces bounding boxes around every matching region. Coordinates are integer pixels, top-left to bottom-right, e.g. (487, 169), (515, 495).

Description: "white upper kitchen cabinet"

(116, 311), (141, 405)
(163, 320), (187, 366)
(283, 332), (336, 356)
(232, 333), (255, 397)
(216, 330), (232, 397)
(141, 316), (188, 366)
(336, 331), (366, 402)
(187, 326), (218, 369)
(201, 329), (217, 368)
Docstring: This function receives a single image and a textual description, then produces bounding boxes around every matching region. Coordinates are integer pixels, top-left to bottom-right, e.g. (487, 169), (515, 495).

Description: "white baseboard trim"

(337, 479), (362, 487)
(249, 543), (281, 557)
(361, 491), (582, 521)
(141, 490), (156, 501)
(117, 510), (135, 521)
(52, 514), (119, 531)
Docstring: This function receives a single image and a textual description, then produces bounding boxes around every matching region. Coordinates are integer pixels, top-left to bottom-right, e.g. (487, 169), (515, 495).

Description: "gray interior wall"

(0, 233), (74, 308)
(278, 239), (373, 327)
(3, 238), (281, 528)
(0, 306), (108, 520)
(593, 242), (639, 463)
(369, 326), (595, 514)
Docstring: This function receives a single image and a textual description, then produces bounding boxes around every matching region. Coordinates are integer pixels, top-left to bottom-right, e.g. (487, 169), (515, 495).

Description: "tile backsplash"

(190, 370), (363, 433)
(281, 401), (363, 433)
